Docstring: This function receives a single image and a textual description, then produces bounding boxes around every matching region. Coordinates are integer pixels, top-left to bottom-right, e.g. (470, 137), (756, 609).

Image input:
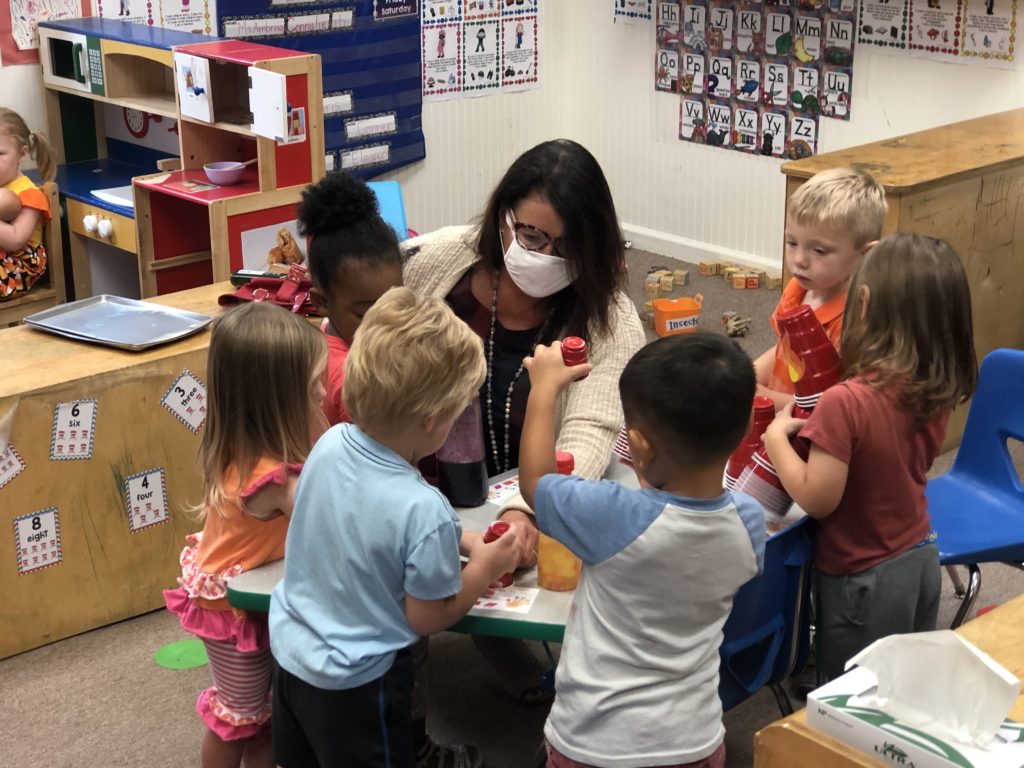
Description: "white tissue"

(848, 631), (1021, 748)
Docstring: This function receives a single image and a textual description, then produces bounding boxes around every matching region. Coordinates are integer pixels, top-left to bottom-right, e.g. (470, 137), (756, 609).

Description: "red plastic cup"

(561, 337), (589, 380)
(726, 395), (776, 489)
(555, 451), (575, 475)
(483, 521), (515, 588)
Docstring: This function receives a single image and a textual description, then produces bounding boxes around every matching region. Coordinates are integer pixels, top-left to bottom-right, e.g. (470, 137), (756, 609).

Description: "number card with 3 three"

(14, 507), (62, 575)
(125, 468), (170, 532)
(50, 400), (98, 461)
(161, 369), (208, 433)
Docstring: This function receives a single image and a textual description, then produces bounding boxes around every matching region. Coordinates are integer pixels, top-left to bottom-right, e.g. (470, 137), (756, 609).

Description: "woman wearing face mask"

(401, 140), (645, 742)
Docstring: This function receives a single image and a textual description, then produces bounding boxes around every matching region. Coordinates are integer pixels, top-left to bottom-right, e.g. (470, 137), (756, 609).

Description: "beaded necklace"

(484, 271), (531, 473)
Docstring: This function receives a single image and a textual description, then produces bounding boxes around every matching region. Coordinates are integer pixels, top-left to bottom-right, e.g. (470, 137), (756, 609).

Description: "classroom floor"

(3, 250), (1022, 768)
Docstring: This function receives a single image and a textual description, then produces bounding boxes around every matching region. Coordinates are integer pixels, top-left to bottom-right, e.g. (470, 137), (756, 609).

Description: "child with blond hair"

(164, 302), (328, 768)
(0, 107), (57, 300)
(755, 167), (887, 408)
(269, 287), (522, 768)
(764, 233), (977, 680)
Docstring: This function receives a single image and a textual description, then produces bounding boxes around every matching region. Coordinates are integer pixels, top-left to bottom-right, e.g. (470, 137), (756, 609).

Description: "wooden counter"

(754, 592), (1024, 767)
(782, 109), (1024, 447)
(0, 283), (231, 659)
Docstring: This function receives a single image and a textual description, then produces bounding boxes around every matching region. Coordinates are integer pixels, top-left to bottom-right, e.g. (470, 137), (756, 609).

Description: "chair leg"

(950, 565), (981, 629)
(945, 565), (966, 598)
(769, 682), (794, 717)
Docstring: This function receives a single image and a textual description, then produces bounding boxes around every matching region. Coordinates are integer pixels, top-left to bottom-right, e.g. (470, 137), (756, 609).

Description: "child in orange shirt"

(754, 167), (887, 409)
(0, 108), (57, 301)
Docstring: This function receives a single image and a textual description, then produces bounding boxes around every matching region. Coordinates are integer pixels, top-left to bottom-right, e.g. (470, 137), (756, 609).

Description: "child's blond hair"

(199, 302), (327, 518)
(0, 108), (56, 183)
(787, 167), (887, 247)
(344, 287), (486, 434)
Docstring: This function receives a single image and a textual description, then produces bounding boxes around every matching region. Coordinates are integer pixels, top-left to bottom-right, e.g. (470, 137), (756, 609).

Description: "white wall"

(4, 1), (1022, 268)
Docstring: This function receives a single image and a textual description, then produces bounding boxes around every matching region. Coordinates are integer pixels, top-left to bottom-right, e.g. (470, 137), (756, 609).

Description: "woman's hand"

(763, 401), (807, 444)
(496, 509), (539, 568)
(523, 342), (592, 394)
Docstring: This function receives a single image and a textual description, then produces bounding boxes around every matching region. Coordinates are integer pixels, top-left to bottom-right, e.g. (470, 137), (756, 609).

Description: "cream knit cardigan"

(402, 226), (645, 513)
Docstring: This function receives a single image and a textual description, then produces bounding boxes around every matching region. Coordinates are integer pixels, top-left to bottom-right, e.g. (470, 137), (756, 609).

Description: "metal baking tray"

(24, 295), (213, 351)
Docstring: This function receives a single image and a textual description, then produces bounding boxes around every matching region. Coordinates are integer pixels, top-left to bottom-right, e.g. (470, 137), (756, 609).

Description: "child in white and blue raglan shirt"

(520, 332), (766, 768)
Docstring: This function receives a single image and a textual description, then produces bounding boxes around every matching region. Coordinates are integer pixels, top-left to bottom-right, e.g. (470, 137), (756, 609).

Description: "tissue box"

(808, 666), (1024, 768)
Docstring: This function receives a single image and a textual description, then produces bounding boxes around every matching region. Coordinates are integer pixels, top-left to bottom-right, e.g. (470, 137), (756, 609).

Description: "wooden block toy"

(732, 273), (748, 290)
(746, 274), (761, 289)
(723, 266), (741, 282)
(753, 269), (767, 283)
(766, 273), (784, 290)
(699, 261), (715, 277)
(643, 299), (654, 317)
(659, 275), (674, 291)
(644, 282), (661, 301)
(644, 272), (661, 285)
(673, 269), (689, 287)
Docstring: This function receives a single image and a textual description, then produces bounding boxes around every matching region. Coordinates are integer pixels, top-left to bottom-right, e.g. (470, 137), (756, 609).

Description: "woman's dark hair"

(297, 171), (401, 292)
(476, 139), (625, 341)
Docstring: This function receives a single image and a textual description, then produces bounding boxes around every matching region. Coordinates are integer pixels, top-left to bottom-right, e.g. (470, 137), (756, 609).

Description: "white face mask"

(501, 212), (574, 298)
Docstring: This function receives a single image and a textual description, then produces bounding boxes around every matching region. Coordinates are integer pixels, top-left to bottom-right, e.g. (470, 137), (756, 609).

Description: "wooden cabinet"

(781, 109), (1024, 447)
(0, 284), (229, 659)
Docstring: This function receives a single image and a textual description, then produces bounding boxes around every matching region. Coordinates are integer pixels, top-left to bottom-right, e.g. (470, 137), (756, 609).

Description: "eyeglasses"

(508, 211), (564, 257)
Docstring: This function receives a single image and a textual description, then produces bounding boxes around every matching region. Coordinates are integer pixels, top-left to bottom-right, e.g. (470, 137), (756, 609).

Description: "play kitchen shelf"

(38, 19), (324, 299)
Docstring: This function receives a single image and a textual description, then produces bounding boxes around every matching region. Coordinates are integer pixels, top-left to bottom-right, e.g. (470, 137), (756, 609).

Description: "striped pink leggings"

(199, 637), (274, 740)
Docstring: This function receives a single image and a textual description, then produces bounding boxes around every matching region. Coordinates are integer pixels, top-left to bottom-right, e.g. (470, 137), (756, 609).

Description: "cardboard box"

(808, 666), (1024, 768)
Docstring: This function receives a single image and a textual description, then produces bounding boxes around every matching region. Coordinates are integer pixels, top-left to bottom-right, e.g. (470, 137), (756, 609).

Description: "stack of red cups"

(735, 304), (842, 529)
(725, 395), (776, 491)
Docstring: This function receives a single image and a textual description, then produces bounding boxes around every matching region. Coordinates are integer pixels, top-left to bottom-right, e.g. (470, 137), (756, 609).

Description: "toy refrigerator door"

(248, 68), (288, 142)
(174, 52), (213, 123)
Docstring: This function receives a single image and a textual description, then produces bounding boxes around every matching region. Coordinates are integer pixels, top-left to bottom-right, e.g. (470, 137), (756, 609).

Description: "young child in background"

(754, 167), (887, 409)
(297, 171), (403, 425)
(269, 287), (522, 768)
(519, 333), (766, 768)
(164, 302), (328, 768)
(763, 233), (977, 681)
(0, 108), (56, 301)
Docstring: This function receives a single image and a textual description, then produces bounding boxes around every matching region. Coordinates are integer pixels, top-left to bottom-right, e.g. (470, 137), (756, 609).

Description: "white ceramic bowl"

(203, 161), (245, 185)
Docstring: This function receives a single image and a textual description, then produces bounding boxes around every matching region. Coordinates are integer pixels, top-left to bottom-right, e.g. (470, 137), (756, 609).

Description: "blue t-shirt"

(535, 475), (765, 767)
(269, 424), (463, 690)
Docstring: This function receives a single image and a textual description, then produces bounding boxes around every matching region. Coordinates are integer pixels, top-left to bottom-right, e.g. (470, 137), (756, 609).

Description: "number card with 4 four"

(14, 507), (62, 575)
(161, 369), (208, 433)
(125, 468), (170, 532)
(50, 400), (98, 461)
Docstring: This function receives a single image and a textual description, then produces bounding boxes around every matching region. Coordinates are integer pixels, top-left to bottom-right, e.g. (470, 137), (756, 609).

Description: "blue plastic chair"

(718, 517), (814, 715)
(925, 348), (1024, 628)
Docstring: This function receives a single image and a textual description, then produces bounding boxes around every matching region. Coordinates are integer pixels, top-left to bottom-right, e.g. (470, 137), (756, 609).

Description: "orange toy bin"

(652, 294), (704, 337)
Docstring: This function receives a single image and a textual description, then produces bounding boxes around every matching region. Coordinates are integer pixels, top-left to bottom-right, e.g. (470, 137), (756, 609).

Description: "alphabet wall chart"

(656, 0), (855, 159)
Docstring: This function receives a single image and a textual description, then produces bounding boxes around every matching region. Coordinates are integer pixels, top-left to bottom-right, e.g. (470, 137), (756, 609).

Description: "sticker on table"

(125, 468), (170, 533)
(14, 507), (62, 575)
(0, 442), (26, 489)
(487, 475), (521, 504)
(162, 370), (208, 433)
(50, 400), (98, 461)
(471, 585), (540, 614)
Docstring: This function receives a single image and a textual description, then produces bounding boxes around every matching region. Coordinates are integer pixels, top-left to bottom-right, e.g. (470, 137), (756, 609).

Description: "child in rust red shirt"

(763, 233), (978, 680)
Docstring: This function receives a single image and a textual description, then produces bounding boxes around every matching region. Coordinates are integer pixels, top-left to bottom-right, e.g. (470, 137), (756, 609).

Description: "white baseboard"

(621, 223), (783, 273)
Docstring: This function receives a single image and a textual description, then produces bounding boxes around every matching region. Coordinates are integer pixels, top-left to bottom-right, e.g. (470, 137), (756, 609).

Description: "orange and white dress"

(0, 174), (50, 300)
(164, 458), (292, 741)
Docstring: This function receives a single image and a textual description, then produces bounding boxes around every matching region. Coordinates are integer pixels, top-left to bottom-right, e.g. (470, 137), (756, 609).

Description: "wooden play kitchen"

(38, 18), (324, 299)
(782, 108), (1024, 447)
(0, 284), (231, 660)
